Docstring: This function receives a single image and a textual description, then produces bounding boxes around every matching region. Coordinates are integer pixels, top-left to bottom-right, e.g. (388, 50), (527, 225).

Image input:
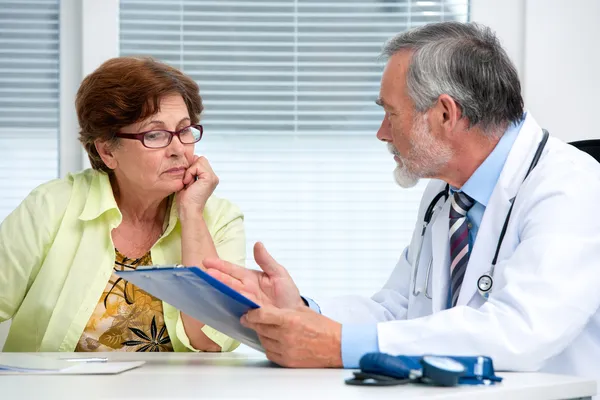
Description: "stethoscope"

(411, 129), (549, 300)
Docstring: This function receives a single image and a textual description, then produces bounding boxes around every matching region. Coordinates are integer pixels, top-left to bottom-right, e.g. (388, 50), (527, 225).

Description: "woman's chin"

(160, 179), (185, 194)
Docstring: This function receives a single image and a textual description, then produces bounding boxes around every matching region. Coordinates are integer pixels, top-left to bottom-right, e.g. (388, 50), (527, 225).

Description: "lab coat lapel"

(430, 197), (451, 312)
(456, 113), (546, 306)
(456, 185), (511, 306)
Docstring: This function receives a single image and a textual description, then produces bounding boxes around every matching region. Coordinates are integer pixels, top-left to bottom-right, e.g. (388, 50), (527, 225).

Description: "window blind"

(0, 0), (59, 221)
(120, 0), (469, 299)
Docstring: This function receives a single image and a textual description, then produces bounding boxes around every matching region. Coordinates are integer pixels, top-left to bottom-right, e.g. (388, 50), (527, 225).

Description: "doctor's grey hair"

(382, 22), (524, 132)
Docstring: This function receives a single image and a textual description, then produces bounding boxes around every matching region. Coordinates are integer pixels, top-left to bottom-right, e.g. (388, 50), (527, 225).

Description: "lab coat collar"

(456, 111), (547, 306)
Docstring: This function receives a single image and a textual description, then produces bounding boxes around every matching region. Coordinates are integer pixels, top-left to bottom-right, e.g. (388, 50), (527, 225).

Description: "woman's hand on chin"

(176, 155), (219, 220)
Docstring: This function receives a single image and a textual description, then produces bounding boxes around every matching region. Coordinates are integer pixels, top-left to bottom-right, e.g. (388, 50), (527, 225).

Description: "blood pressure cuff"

(346, 352), (503, 387)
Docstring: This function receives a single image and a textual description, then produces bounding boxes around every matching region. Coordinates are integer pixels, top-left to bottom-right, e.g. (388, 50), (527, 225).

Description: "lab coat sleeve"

(305, 247), (409, 323)
(314, 180), (446, 324)
(375, 169), (600, 372)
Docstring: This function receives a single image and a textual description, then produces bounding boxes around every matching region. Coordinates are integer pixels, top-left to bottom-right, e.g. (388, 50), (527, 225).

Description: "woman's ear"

(95, 140), (118, 170)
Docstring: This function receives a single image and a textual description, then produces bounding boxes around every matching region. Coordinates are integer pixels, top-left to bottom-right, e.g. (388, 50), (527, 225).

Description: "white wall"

(524, 0), (600, 142)
(472, 0), (600, 143)
(59, 0), (119, 176)
(470, 0), (526, 78)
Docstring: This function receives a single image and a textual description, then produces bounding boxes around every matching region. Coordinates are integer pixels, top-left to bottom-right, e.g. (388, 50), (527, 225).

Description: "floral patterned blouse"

(75, 249), (173, 352)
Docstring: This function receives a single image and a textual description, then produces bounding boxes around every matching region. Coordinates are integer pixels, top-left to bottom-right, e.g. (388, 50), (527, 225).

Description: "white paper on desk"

(0, 354), (144, 375)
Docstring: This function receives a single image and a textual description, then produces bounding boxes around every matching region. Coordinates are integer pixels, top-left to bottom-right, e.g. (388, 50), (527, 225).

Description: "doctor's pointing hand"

(206, 21), (600, 385)
(204, 242), (345, 367)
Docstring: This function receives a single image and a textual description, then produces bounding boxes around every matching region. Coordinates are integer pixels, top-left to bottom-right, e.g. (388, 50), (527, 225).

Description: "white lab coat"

(316, 113), (600, 384)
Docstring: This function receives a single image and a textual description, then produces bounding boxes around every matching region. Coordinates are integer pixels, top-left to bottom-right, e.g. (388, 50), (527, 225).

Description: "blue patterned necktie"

(449, 191), (475, 307)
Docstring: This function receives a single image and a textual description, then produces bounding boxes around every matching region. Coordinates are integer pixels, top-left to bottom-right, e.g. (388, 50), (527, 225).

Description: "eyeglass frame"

(114, 124), (204, 149)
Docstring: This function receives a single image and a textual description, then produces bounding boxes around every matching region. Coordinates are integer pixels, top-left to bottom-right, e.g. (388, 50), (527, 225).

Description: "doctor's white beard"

(388, 114), (452, 188)
(389, 143), (421, 188)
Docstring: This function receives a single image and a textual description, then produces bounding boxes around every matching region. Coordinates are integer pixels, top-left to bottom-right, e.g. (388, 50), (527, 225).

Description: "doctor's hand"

(203, 242), (304, 309)
(241, 306), (343, 368)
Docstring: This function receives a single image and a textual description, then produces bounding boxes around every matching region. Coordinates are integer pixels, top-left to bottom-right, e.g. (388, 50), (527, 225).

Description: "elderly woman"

(0, 57), (244, 353)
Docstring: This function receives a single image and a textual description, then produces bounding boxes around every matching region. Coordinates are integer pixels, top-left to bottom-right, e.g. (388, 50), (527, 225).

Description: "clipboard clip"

(135, 264), (184, 271)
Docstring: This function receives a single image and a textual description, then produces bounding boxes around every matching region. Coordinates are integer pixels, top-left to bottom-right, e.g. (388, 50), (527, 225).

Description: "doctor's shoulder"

(535, 137), (600, 187)
(516, 137), (600, 222)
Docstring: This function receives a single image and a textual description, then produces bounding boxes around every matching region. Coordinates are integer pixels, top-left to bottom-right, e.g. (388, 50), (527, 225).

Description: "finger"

(244, 307), (285, 326)
(258, 335), (283, 354)
(189, 156), (216, 182)
(205, 268), (244, 291)
(196, 156), (215, 175)
(183, 156), (212, 185)
(202, 257), (249, 281)
(242, 317), (282, 341)
(182, 166), (195, 185)
(265, 350), (285, 366)
(254, 242), (285, 277)
(237, 291), (261, 305)
(183, 158), (201, 184)
(253, 324), (283, 341)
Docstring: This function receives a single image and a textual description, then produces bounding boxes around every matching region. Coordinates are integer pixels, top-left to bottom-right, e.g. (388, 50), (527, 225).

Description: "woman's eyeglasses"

(114, 124), (203, 149)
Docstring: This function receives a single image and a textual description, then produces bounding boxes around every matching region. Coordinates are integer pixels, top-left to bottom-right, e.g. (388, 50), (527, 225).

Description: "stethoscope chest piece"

(477, 274), (493, 298)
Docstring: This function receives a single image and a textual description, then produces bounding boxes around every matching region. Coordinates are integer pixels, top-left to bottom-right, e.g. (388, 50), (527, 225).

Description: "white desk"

(1, 352), (596, 400)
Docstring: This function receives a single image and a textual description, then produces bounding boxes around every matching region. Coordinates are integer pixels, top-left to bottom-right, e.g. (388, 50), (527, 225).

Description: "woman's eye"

(145, 131), (166, 141)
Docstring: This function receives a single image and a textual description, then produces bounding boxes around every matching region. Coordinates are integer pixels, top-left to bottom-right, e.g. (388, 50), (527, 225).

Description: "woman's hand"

(176, 155), (219, 218)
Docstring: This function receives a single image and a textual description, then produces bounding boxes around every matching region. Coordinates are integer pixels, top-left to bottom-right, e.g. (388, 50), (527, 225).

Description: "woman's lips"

(164, 167), (186, 174)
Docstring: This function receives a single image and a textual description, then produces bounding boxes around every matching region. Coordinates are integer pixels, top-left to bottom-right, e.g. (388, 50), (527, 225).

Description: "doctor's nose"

(376, 115), (392, 142)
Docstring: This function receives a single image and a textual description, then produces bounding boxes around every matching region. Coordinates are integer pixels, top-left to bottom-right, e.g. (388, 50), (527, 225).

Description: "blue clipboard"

(115, 265), (263, 352)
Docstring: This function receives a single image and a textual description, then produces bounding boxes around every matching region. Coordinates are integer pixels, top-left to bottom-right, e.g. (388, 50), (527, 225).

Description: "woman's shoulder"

(24, 168), (101, 213)
(30, 168), (96, 197)
(203, 194), (244, 227)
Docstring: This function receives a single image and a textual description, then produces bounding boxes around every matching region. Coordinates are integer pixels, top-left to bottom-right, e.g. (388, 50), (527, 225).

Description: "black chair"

(569, 139), (600, 163)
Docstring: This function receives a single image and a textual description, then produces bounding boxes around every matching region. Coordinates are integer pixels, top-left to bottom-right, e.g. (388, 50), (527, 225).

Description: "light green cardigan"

(0, 169), (245, 352)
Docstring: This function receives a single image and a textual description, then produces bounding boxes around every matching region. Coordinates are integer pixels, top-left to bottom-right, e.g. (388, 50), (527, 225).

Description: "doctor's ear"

(435, 94), (462, 133)
(94, 139), (119, 170)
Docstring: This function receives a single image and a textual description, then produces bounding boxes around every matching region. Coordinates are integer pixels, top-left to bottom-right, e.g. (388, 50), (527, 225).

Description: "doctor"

(203, 21), (600, 380)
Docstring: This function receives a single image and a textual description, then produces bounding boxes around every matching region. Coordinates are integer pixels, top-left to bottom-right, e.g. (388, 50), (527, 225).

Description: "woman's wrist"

(178, 204), (205, 223)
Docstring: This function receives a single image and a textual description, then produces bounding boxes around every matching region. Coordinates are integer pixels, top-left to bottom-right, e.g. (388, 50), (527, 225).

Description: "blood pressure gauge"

(420, 356), (466, 386)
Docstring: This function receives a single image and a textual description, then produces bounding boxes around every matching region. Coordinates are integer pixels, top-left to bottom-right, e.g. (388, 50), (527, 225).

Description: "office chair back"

(569, 139), (600, 164)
